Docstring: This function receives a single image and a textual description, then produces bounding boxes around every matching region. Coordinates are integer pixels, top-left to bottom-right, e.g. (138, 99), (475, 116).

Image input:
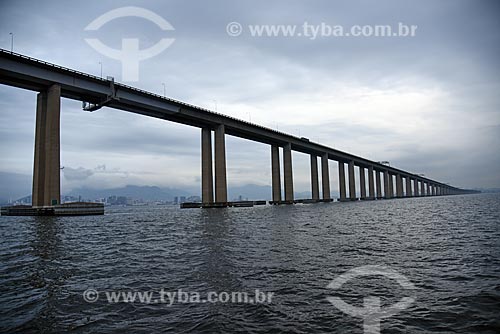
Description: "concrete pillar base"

(202, 202), (228, 208)
(269, 200), (294, 205)
(319, 198), (334, 203)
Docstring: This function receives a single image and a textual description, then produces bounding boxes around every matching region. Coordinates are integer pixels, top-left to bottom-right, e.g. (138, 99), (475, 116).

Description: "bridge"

(0, 49), (477, 210)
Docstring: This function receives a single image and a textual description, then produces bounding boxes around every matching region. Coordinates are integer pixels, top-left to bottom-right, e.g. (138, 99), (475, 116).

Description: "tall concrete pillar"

(368, 166), (375, 200)
(348, 161), (356, 200)
(432, 185), (437, 196)
(339, 161), (346, 201)
(388, 173), (394, 198)
(201, 127), (213, 204)
(359, 166), (366, 199)
(283, 143), (294, 202)
(405, 177), (412, 197)
(383, 170), (390, 199)
(310, 155), (319, 200)
(32, 84), (61, 207)
(214, 124), (227, 203)
(321, 153), (330, 200)
(376, 170), (382, 199)
(414, 179), (419, 196)
(396, 174), (403, 198)
(271, 145), (281, 202)
(420, 180), (425, 196)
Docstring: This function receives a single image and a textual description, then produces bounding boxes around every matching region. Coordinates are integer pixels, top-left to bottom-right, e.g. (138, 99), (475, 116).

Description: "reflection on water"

(1, 193), (500, 333)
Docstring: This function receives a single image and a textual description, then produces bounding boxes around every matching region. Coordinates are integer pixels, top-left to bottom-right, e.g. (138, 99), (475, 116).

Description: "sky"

(0, 0), (499, 196)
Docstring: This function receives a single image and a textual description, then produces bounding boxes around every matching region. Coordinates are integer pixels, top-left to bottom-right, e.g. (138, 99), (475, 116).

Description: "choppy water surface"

(1, 193), (499, 333)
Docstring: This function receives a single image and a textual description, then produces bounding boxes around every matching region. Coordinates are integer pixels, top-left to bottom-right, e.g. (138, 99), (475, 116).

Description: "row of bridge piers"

(200, 125), (464, 207)
(29, 84), (466, 208)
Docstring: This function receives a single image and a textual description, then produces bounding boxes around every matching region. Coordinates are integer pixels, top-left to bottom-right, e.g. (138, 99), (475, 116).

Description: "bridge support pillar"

(359, 166), (366, 199)
(310, 155), (319, 200)
(214, 124), (227, 203)
(321, 154), (330, 200)
(376, 170), (382, 199)
(201, 128), (214, 204)
(368, 166), (375, 200)
(384, 171), (390, 199)
(348, 161), (356, 200)
(396, 174), (403, 198)
(405, 177), (412, 197)
(388, 173), (394, 198)
(420, 180), (425, 196)
(432, 184), (437, 196)
(271, 145), (281, 202)
(32, 84), (61, 207)
(339, 161), (347, 201)
(283, 143), (294, 203)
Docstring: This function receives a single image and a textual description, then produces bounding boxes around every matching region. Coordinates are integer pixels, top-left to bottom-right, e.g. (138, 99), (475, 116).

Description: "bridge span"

(0, 49), (476, 208)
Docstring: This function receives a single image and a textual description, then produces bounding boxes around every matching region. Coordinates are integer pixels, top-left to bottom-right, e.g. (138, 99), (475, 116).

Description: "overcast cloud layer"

(1, 0), (499, 196)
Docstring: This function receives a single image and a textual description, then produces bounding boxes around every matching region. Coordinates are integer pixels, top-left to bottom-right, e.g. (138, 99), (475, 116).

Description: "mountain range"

(0, 171), (314, 204)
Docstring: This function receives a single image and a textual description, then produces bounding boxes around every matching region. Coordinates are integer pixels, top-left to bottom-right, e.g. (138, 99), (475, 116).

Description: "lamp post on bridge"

(9, 32), (13, 53)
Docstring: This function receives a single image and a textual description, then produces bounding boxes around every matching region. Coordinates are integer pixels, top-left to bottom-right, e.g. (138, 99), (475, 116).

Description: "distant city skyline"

(1, 0), (499, 194)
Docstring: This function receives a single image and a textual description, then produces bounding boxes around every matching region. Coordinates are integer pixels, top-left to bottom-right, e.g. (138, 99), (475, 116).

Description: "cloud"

(1, 0), (499, 192)
(62, 167), (94, 181)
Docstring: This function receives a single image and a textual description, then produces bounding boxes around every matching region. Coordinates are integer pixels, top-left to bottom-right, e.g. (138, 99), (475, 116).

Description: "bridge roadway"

(0, 49), (474, 207)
